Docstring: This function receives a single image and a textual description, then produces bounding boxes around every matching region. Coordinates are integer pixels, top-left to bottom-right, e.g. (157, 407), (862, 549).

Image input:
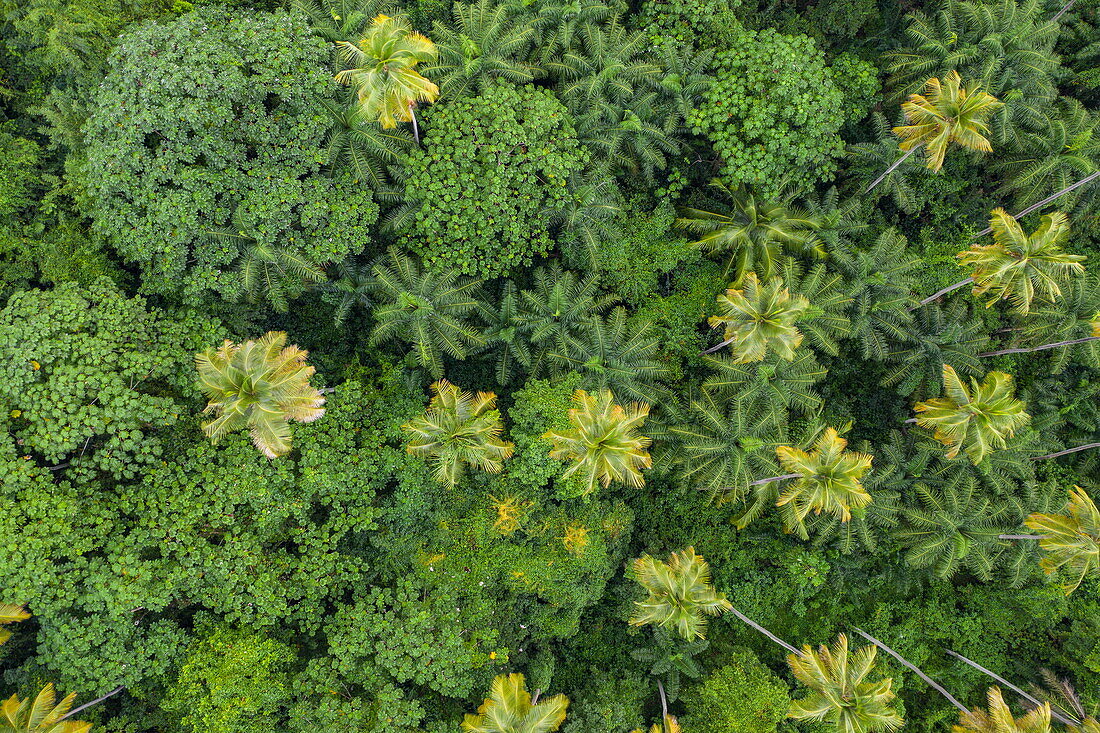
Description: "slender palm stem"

(726, 605), (802, 655)
(865, 145), (920, 194)
(944, 650), (1081, 727)
(58, 686), (125, 721)
(980, 336), (1100, 357)
(1051, 0), (1076, 19)
(903, 417), (918, 424)
(913, 278), (973, 308)
(657, 680), (668, 719)
(747, 473), (802, 486)
(998, 534), (1045, 540)
(976, 171), (1100, 236)
(701, 334), (737, 355)
(852, 628), (967, 712)
(1030, 442), (1100, 460)
(410, 105), (420, 144)
(531, 689), (540, 704)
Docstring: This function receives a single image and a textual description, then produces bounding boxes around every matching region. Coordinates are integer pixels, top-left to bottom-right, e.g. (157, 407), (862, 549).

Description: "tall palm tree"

(1, 683), (92, 733)
(986, 274), (1100, 370)
(866, 71), (1002, 191)
(913, 365), (1030, 464)
(547, 19), (661, 110)
(0, 603), (29, 647)
(335, 14), (439, 140)
(547, 308), (668, 405)
(321, 98), (412, 197)
(370, 248), (485, 379)
(631, 715), (681, 733)
(954, 209), (1085, 314)
(517, 264), (612, 375)
(787, 634), (905, 733)
(402, 379), (514, 486)
(425, 0), (539, 97)
(628, 547), (732, 641)
(751, 428), (874, 539)
(195, 332), (326, 459)
(1021, 486), (1100, 594)
(462, 673), (569, 733)
(545, 388), (651, 494)
(705, 272), (811, 362)
(953, 687), (1052, 733)
(675, 179), (825, 283)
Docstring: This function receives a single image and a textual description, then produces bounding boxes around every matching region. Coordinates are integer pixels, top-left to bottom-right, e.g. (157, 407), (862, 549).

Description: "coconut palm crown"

(914, 365), (1029, 464)
(629, 547), (732, 640)
(1025, 486), (1100, 594)
(195, 331), (325, 459)
(787, 634), (905, 733)
(402, 379), (514, 486)
(893, 70), (1003, 172)
(708, 272), (811, 363)
(958, 209), (1085, 314)
(461, 673), (568, 733)
(952, 686), (1052, 733)
(544, 388), (651, 494)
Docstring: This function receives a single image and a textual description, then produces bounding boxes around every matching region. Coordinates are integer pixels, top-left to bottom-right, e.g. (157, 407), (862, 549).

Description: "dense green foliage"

(2, 0), (1100, 729)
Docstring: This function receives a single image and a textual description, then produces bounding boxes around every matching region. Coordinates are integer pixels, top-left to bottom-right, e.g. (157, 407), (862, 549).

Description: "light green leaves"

(708, 272), (811, 363)
(462, 673), (568, 733)
(0, 684), (92, 733)
(628, 547), (731, 641)
(544, 389), (651, 494)
(952, 687), (1052, 733)
(893, 71), (1003, 172)
(195, 331), (326, 458)
(1025, 486), (1100, 594)
(774, 427), (874, 530)
(914, 365), (1029, 464)
(402, 379), (514, 486)
(787, 635), (904, 733)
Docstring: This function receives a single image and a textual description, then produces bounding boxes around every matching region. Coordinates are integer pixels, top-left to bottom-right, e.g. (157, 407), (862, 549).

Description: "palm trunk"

(1051, 0), (1076, 19)
(980, 336), (1100, 357)
(726, 604), (802, 656)
(701, 335), (737, 355)
(852, 628), (968, 712)
(904, 417), (918, 424)
(59, 686), (125, 722)
(531, 689), (540, 704)
(657, 680), (668, 719)
(945, 650), (1082, 727)
(865, 145), (921, 194)
(976, 171), (1100, 236)
(409, 105), (421, 144)
(1030, 442), (1100, 461)
(747, 473), (802, 486)
(998, 534), (1045, 540)
(913, 278), (973, 308)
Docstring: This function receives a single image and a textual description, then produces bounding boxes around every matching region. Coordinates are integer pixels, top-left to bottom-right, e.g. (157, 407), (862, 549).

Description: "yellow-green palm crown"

(774, 428), (874, 535)
(787, 634), (904, 733)
(335, 14), (439, 129)
(628, 547), (732, 641)
(709, 272), (810, 363)
(893, 70), (1003, 172)
(1, 683), (92, 733)
(0, 603), (28, 647)
(195, 331), (325, 459)
(461, 673), (569, 733)
(1025, 486), (1100, 595)
(402, 379), (514, 486)
(630, 715), (682, 733)
(914, 365), (1029, 464)
(952, 687), (1053, 733)
(544, 389), (651, 494)
(958, 209), (1085, 314)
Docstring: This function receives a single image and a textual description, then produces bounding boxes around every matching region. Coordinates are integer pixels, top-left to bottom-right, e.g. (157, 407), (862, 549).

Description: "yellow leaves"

(491, 495), (532, 535)
(29, 360), (40, 370)
(560, 524), (589, 556)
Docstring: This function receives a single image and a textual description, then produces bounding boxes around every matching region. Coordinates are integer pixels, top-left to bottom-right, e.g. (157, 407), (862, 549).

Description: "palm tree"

(0, 683), (92, 733)
(0, 603), (28, 647)
(882, 301), (989, 399)
(462, 673), (569, 733)
(572, 95), (679, 182)
(529, 0), (617, 64)
(425, 0), (539, 97)
(631, 715), (681, 733)
(480, 281), (533, 386)
(548, 19), (661, 110)
(745, 427), (874, 539)
(953, 209), (1085, 314)
(203, 207), (327, 313)
(543, 168), (623, 269)
(953, 687), (1052, 733)
(195, 332), (326, 459)
(402, 379), (514, 486)
(705, 272), (810, 362)
(703, 351), (826, 418)
(295, 0), (396, 44)
(985, 274), (1100, 369)
(321, 98), (412, 197)
(369, 248), (485, 379)
(335, 14), (439, 140)
(675, 179), (825, 283)
(517, 264), (612, 375)
(547, 308), (668, 405)
(1017, 486), (1100, 594)
(317, 260), (375, 327)
(913, 365), (1030, 464)
(628, 547), (732, 641)
(544, 388), (651, 494)
(866, 71), (1001, 192)
(787, 634), (905, 733)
